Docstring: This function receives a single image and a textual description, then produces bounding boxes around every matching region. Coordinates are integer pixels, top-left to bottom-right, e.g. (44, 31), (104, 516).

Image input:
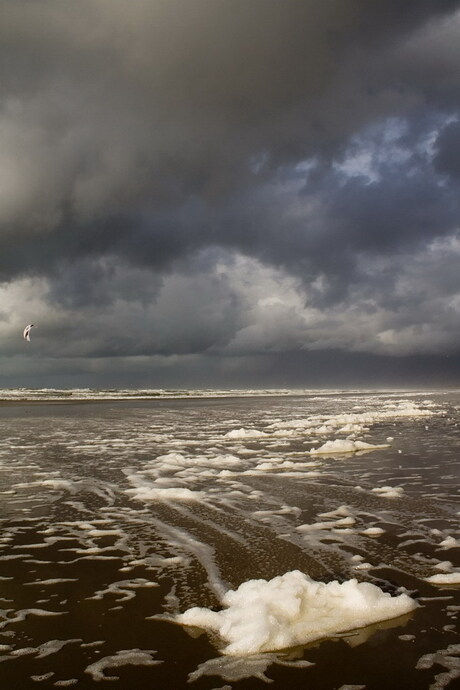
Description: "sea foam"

(309, 439), (389, 455)
(176, 570), (417, 655)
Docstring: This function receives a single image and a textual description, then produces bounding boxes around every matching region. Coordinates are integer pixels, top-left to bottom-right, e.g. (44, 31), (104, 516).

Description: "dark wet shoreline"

(0, 392), (459, 688)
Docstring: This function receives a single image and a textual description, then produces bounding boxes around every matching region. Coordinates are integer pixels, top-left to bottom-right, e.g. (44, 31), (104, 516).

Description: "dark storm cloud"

(434, 121), (460, 178)
(1, 0), (460, 376)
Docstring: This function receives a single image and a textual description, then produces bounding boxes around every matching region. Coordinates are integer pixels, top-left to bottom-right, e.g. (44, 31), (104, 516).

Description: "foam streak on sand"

(0, 608), (65, 631)
(176, 570), (418, 655)
(150, 519), (228, 600)
(84, 649), (162, 681)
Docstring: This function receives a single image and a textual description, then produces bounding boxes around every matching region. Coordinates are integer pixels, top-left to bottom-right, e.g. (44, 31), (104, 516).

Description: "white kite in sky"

(23, 324), (35, 342)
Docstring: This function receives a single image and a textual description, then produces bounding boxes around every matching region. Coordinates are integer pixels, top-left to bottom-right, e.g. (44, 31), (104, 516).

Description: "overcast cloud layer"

(2, 0), (460, 387)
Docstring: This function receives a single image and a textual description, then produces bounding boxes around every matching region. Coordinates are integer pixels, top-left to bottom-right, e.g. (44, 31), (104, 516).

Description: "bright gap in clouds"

(3, 231), (460, 371)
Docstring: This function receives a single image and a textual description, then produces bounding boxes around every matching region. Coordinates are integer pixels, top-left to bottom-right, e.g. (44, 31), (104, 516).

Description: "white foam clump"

(176, 570), (417, 656)
(269, 400), (435, 438)
(297, 516), (355, 533)
(362, 527), (385, 537)
(225, 428), (268, 439)
(425, 573), (460, 586)
(439, 536), (460, 549)
(126, 486), (205, 503)
(434, 561), (453, 572)
(309, 439), (389, 455)
(41, 479), (76, 492)
(371, 486), (405, 499)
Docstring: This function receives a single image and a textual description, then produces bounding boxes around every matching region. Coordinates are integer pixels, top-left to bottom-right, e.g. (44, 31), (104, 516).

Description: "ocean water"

(0, 389), (459, 689)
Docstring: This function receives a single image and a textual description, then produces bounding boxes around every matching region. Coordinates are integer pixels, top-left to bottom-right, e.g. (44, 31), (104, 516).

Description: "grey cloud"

(1, 0), (460, 381)
(434, 120), (460, 178)
(2, 2), (459, 220)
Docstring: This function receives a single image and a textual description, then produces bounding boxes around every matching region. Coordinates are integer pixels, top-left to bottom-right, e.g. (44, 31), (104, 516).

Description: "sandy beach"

(0, 390), (458, 688)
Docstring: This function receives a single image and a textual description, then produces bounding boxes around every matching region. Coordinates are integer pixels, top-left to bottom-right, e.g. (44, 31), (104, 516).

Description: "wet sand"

(0, 391), (458, 688)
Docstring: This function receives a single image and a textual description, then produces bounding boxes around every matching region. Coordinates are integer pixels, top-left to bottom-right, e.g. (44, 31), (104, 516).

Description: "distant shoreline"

(0, 387), (455, 406)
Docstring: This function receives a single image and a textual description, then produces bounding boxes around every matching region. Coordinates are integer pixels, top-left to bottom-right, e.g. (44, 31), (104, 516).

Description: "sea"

(0, 388), (459, 689)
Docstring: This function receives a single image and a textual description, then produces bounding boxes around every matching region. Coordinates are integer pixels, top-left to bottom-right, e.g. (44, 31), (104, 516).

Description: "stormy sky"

(2, 0), (460, 388)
